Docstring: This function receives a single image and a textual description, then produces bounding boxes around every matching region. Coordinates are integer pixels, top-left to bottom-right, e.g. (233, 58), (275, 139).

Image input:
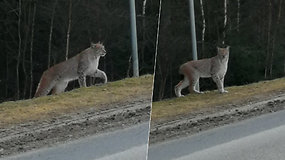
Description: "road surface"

(148, 109), (285, 160)
(2, 122), (150, 160)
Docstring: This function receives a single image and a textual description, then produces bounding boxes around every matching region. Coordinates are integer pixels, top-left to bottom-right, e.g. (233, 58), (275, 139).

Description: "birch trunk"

(48, 0), (58, 68)
(29, 0), (37, 98)
(16, 0), (22, 100)
(222, 0), (227, 45)
(264, 0), (272, 79)
(269, 0), (283, 77)
(22, 3), (31, 98)
(141, 0), (147, 64)
(65, 0), (72, 61)
(6, 53), (9, 98)
(200, 0), (206, 57)
(237, 0), (240, 32)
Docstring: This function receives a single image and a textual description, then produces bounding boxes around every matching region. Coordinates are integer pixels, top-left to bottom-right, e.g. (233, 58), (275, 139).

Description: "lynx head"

(91, 42), (106, 57)
(217, 46), (230, 59)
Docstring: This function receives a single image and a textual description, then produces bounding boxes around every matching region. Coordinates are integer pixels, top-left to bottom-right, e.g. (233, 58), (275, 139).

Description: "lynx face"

(217, 46), (230, 59)
(91, 42), (107, 57)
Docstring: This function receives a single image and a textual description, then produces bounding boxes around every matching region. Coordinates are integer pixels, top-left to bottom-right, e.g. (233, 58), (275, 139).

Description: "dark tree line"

(153, 0), (285, 101)
(0, 0), (159, 102)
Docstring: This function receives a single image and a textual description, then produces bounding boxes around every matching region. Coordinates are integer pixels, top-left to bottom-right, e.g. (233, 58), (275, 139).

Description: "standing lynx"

(175, 46), (230, 97)
(34, 42), (107, 98)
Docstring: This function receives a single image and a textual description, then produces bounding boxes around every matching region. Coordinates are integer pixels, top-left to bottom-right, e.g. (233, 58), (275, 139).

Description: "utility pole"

(188, 0), (199, 91)
(129, 0), (139, 77)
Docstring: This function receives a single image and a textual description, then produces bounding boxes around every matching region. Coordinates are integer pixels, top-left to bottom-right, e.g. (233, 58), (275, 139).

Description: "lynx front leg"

(77, 56), (88, 87)
(220, 76), (228, 93)
(212, 74), (227, 93)
(92, 69), (107, 84)
(78, 72), (87, 87)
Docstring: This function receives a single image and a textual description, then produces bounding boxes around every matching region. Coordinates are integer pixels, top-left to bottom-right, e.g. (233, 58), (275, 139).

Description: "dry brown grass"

(151, 78), (285, 121)
(0, 75), (153, 127)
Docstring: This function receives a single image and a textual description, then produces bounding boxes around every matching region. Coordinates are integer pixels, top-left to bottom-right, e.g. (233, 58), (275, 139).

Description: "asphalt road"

(2, 122), (150, 160)
(148, 109), (285, 160)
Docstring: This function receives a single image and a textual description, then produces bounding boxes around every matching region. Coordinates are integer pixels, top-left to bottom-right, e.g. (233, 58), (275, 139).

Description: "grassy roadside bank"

(0, 75), (153, 127)
(151, 78), (285, 122)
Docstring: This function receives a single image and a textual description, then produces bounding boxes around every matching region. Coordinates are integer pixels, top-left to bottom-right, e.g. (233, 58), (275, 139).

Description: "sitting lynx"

(175, 46), (230, 97)
(34, 42), (107, 98)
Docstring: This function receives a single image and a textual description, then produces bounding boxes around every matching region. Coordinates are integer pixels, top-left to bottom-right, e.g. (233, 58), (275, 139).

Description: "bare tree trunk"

(199, 0), (206, 58)
(283, 59), (285, 75)
(237, 0), (240, 32)
(22, 3), (32, 98)
(87, 0), (92, 42)
(157, 62), (167, 100)
(6, 53), (9, 98)
(65, 0), (72, 61)
(264, 0), (272, 79)
(140, 0), (147, 65)
(29, 0), (37, 98)
(155, 0), (162, 67)
(127, 55), (132, 77)
(48, 0), (58, 68)
(222, 0), (227, 45)
(158, 76), (167, 100)
(269, 0), (283, 77)
(170, 63), (173, 97)
(16, 0), (22, 100)
(153, 0), (162, 99)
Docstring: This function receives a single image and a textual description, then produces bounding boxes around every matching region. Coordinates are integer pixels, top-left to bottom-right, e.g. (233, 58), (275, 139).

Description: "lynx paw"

(194, 90), (204, 94)
(220, 90), (228, 94)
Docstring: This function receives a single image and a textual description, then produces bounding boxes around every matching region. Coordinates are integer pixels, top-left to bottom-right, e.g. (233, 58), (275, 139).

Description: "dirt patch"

(0, 98), (151, 157)
(149, 92), (285, 144)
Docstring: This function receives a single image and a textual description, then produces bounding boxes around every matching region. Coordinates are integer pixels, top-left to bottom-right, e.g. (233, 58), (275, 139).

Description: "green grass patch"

(0, 75), (153, 127)
(151, 78), (285, 121)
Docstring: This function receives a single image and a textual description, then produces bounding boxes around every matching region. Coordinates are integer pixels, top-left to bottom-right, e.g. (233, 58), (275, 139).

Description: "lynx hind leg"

(188, 76), (198, 94)
(52, 81), (68, 95)
(189, 76), (203, 94)
(183, 68), (201, 94)
(34, 72), (56, 97)
(175, 77), (189, 97)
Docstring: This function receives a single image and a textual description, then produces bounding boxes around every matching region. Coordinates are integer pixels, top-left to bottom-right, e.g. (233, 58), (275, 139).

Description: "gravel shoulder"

(149, 90), (285, 144)
(0, 98), (152, 158)
(0, 75), (153, 157)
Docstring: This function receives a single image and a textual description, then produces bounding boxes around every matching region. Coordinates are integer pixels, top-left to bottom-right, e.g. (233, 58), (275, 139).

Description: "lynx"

(34, 42), (107, 98)
(174, 46), (230, 97)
